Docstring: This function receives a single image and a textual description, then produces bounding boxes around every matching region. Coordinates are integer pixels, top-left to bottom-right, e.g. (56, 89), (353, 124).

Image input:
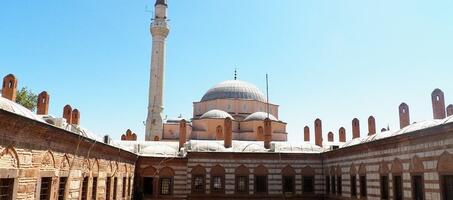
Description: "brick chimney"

(432, 89), (446, 119)
(37, 91), (50, 115)
(63, 105), (73, 124)
(447, 104), (453, 117)
(2, 74), (18, 101)
(121, 129), (137, 141)
(264, 118), (272, 149)
(352, 118), (360, 139)
(314, 119), (322, 147)
(339, 127), (346, 142)
(399, 103), (410, 129)
(368, 116), (376, 135)
(327, 132), (334, 142)
(304, 126), (310, 142)
(72, 109), (80, 125)
(224, 117), (232, 148)
(179, 119), (187, 149)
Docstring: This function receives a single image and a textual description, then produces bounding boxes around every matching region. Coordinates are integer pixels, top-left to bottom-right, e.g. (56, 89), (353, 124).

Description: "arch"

(141, 166), (157, 176)
(82, 159), (91, 172)
(91, 158), (100, 174)
(59, 154), (71, 171)
(379, 161), (390, 175)
(409, 155), (424, 173)
(191, 165), (206, 175)
(330, 166), (336, 176)
(41, 150), (56, 169)
(391, 158), (403, 174)
(358, 163), (366, 175)
(257, 126), (264, 141)
(159, 167), (175, 177)
(0, 146), (19, 168)
(235, 165), (249, 176)
(438, 152), (453, 173)
(255, 165), (268, 176)
(301, 166), (315, 176)
(336, 165), (342, 176)
(216, 125), (223, 140)
(282, 165), (296, 176)
(211, 165), (225, 176)
(350, 163), (357, 175)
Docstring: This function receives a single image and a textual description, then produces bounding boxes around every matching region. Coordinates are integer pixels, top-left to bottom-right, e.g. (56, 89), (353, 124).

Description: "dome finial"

(155, 0), (167, 6)
(234, 68), (237, 80)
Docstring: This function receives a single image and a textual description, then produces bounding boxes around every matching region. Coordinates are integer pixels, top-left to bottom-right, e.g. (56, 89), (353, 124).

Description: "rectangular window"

(160, 178), (172, 195)
(360, 175), (367, 197)
(393, 176), (403, 200)
(255, 175), (267, 193)
(192, 175), (205, 193)
(211, 176), (224, 193)
(443, 175), (453, 200)
(58, 177), (67, 200)
(381, 176), (389, 200)
(113, 177), (118, 200)
(106, 177), (111, 200)
(128, 177), (132, 197)
(40, 177), (52, 200)
(350, 175), (357, 197)
(325, 176), (330, 194)
(302, 176), (314, 193)
(235, 176), (248, 194)
(337, 176), (342, 195)
(0, 178), (14, 200)
(331, 176), (336, 194)
(92, 177), (98, 200)
(143, 177), (153, 195)
(282, 176), (295, 194)
(122, 177), (127, 198)
(412, 175), (424, 200)
(81, 177), (88, 200)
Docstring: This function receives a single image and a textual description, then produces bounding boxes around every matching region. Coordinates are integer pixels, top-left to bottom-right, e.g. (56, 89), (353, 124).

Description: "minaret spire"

(145, 0), (169, 141)
(234, 68), (237, 80)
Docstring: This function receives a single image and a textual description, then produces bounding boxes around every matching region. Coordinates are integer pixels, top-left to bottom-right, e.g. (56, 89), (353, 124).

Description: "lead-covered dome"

(200, 109), (234, 120)
(201, 80), (266, 102)
(244, 112), (278, 121)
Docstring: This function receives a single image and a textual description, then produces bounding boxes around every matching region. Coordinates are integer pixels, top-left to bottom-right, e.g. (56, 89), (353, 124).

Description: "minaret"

(145, 0), (169, 141)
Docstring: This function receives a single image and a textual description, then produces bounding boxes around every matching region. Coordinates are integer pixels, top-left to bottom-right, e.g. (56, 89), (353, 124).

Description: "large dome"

(201, 80), (266, 102)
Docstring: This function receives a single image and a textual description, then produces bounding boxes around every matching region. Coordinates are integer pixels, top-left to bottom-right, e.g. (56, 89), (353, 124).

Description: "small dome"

(200, 109), (234, 120)
(244, 112), (277, 121)
(201, 80), (266, 102)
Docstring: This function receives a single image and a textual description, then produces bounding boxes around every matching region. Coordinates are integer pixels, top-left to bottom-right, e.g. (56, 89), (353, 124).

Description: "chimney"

(368, 116), (376, 135)
(264, 118), (272, 149)
(224, 117), (232, 148)
(399, 103), (410, 129)
(121, 129), (137, 141)
(304, 126), (310, 142)
(447, 104), (453, 117)
(179, 119), (187, 149)
(72, 109), (80, 125)
(339, 127), (346, 142)
(36, 91), (50, 115)
(63, 105), (73, 124)
(314, 119), (322, 147)
(103, 135), (111, 144)
(2, 74), (18, 101)
(432, 89), (446, 119)
(327, 132), (334, 142)
(352, 118), (360, 139)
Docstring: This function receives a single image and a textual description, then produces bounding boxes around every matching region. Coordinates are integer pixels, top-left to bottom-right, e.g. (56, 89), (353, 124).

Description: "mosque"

(1, 0), (453, 200)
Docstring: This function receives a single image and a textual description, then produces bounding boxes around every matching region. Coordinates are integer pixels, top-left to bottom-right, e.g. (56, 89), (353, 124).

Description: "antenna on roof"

(234, 68), (238, 80)
(266, 74), (270, 119)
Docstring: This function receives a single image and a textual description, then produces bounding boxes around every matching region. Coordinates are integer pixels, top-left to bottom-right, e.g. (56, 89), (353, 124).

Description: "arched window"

(379, 161), (390, 200)
(159, 167), (174, 196)
(438, 152), (453, 200)
(141, 166), (157, 197)
(281, 165), (296, 194)
(191, 165), (206, 194)
(254, 165), (268, 194)
(336, 165), (342, 195)
(350, 164), (357, 198)
(358, 163), (367, 198)
(211, 165), (225, 194)
(391, 158), (403, 200)
(330, 166), (336, 194)
(235, 165), (249, 194)
(301, 166), (315, 193)
(410, 156), (424, 200)
(257, 126), (264, 141)
(216, 126), (223, 140)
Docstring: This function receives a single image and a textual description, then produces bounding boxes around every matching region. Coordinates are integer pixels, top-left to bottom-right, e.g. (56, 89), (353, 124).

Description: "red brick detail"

(352, 118), (360, 139)
(379, 161), (389, 175)
(179, 119), (187, 149)
(339, 127), (346, 142)
(121, 129), (137, 141)
(409, 155), (424, 173)
(327, 132), (334, 142)
(350, 163), (357, 175)
(391, 158), (403, 174)
(72, 109), (80, 125)
(314, 119), (322, 147)
(264, 118), (272, 149)
(2, 74), (18, 101)
(399, 103), (410, 129)
(63, 105), (73, 124)
(447, 104), (453, 117)
(432, 88), (446, 119)
(224, 118), (232, 148)
(282, 165), (296, 176)
(368, 116), (376, 135)
(303, 126), (310, 142)
(438, 152), (453, 173)
(36, 91), (50, 115)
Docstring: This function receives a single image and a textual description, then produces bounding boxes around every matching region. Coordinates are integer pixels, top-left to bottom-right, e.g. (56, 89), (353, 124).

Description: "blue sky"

(1, 0), (453, 142)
